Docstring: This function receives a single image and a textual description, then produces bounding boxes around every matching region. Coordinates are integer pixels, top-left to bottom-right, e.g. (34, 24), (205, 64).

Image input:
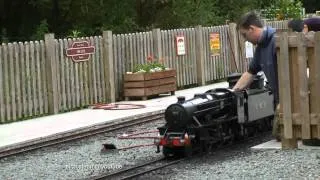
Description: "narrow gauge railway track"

(0, 112), (164, 159)
(88, 131), (272, 180)
(90, 157), (185, 180)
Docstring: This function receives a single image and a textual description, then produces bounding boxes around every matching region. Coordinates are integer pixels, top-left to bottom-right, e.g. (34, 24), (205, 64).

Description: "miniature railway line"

(89, 130), (272, 180)
(90, 157), (185, 180)
(0, 112), (164, 159)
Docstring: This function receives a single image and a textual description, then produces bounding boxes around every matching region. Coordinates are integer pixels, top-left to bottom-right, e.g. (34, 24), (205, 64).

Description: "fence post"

(102, 31), (116, 103)
(152, 28), (162, 60)
(44, 33), (59, 114)
(228, 23), (240, 72)
(195, 25), (205, 86)
(277, 32), (296, 149)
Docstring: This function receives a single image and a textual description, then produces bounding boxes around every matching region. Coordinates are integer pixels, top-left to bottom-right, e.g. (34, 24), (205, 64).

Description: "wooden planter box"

(124, 69), (177, 100)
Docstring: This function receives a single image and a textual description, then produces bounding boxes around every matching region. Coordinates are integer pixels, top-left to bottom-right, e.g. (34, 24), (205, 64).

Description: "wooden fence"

(0, 20), (289, 123)
(113, 25), (236, 100)
(0, 40), (49, 122)
(0, 33), (115, 123)
(275, 31), (320, 148)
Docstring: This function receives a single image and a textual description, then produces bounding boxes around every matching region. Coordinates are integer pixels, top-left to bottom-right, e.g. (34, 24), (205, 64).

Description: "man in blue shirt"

(232, 12), (280, 139)
(233, 12), (279, 106)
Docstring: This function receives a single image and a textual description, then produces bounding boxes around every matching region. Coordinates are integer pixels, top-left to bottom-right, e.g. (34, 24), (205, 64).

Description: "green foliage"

(152, 0), (221, 28)
(67, 30), (83, 38)
(132, 56), (167, 73)
(31, 19), (50, 40)
(1, 28), (9, 43)
(1, 0), (306, 41)
(302, 0), (320, 13)
(133, 62), (167, 73)
(263, 0), (303, 20)
(102, 17), (141, 34)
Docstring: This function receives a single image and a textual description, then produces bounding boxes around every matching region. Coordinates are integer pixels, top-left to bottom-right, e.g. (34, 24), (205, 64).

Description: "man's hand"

(232, 87), (241, 92)
(232, 72), (254, 91)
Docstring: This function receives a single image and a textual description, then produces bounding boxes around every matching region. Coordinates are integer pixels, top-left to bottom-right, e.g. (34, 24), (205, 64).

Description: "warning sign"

(210, 33), (220, 56)
(176, 35), (186, 56)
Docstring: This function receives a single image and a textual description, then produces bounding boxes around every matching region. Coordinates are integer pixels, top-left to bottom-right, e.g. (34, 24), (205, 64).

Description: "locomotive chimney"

(177, 96), (186, 103)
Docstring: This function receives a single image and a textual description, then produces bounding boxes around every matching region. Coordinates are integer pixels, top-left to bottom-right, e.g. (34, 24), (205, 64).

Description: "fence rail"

(0, 21), (289, 123)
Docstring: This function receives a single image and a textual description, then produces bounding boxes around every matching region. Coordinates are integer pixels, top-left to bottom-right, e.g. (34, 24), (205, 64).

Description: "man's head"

(237, 12), (264, 45)
(288, 19), (304, 32)
(288, 17), (320, 33)
(303, 17), (320, 32)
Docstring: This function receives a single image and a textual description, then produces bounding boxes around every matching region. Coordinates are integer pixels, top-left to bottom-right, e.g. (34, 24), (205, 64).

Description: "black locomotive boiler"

(155, 73), (275, 157)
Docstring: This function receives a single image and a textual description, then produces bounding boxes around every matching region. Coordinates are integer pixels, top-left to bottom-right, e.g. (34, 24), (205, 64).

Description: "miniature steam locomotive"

(155, 73), (275, 157)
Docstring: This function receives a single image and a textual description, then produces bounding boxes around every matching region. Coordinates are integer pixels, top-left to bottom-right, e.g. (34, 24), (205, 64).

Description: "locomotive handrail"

(205, 88), (233, 94)
(205, 88), (237, 101)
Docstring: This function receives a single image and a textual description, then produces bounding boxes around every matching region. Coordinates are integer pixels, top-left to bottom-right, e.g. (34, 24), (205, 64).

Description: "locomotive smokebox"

(250, 74), (264, 89)
(177, 96), (186, 103)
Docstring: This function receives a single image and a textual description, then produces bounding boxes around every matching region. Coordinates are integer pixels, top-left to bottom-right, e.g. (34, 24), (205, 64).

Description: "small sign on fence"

(66, 41), (95, 62)
(209, 33), (220, 56)
(176, 35), (186, 56)
(245, 41), (254, 58)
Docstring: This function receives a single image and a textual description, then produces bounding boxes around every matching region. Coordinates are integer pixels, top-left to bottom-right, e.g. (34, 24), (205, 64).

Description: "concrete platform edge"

(251, 139), (320, 150)
(0, 110), (165, 152)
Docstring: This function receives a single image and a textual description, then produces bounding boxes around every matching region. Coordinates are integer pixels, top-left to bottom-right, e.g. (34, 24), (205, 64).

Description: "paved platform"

(0, 82), (229, 150)
(251, 140), (320, 150)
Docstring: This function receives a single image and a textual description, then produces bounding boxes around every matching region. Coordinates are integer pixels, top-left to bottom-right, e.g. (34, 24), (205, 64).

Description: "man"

(288, 17), (320, 32)
(287, 19), (304, 32)
(303, 17), (320, 32)
(232, 12), (280, 139)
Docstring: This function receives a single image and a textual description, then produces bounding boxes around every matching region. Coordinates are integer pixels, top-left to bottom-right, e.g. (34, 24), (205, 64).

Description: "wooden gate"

(275, 31), (320, 148)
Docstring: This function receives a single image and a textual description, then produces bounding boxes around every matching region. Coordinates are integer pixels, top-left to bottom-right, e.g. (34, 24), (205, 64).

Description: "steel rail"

(89, 131), (272, 180)
(0, 112), (164, 159)
(90, 157), (185, 180)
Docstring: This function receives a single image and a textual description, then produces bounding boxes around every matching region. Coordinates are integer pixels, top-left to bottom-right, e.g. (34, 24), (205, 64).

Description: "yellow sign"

(210, 33), (220, 56)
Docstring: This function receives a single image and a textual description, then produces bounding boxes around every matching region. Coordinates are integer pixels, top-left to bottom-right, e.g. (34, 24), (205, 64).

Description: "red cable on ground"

(118, 130), (159, 139)
(91, 103), (146, 110)
(116, 143), (156, 151)
(102, 130), (160, 151)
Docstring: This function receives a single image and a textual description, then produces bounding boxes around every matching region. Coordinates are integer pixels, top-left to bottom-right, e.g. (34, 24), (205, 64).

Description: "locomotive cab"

(227, 73), (274, 124)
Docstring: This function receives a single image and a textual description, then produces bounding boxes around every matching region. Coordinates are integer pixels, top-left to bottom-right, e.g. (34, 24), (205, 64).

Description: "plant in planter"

(124, 56), (177, 100)
(132, 56), (167, 73)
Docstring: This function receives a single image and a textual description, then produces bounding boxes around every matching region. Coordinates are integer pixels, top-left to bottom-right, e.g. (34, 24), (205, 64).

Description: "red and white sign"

(66, 41), (95, 62)
(176, 35), (186, 56)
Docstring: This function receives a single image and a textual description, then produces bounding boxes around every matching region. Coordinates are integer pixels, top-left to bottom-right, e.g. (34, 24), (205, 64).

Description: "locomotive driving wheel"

(163, 146), (193, 158)
(163, 147), (175, 158)
(163, 147), (183, 158)
(200, 140), (210, 153)
(183, 146), (193, 157)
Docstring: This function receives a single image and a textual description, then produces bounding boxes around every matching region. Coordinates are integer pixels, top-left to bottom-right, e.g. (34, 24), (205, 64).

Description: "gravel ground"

(0, 120), (165, 180)
(1, 120), (319, 180)
(161, 134), (320, 180)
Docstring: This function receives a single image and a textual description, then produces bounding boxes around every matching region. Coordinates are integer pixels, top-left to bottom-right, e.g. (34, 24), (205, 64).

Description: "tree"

(301, 0), (320, 13)
(263, 0), (303, 20)
(0, 0), (293, 42)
